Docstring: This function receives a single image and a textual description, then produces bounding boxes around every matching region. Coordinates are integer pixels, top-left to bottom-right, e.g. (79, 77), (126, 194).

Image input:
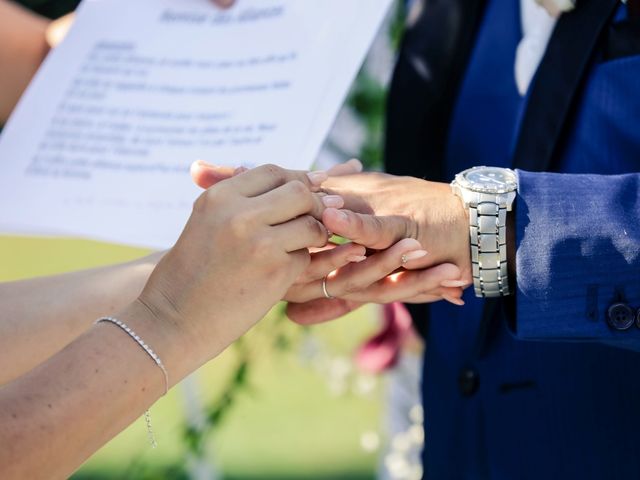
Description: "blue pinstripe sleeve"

(513, 170), (640, 349)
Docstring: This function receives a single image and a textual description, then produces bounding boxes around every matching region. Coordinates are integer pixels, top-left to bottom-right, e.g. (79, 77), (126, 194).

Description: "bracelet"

(95, 316), (169, 447)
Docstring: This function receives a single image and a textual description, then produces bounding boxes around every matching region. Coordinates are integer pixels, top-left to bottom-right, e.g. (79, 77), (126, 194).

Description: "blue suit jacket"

(385, 0), (640, 478)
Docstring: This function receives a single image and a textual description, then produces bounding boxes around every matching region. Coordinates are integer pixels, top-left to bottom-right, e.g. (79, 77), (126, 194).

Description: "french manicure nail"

(346, 255), (367, 263)
(402, 250), (428, 262)
(440, 280), (470, 288)
(307, 171), (328, 185)
(322, 195), (344, 208)
(443, 294), (465, 306)
(348, 158), (363, 172)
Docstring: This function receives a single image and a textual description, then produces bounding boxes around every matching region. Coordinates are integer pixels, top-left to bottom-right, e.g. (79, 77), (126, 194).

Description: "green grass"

(0, 236), (382, 479)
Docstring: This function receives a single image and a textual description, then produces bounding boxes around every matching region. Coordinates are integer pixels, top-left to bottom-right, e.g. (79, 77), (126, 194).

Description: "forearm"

(0, 0), (50, 123)
(0, 251), (164, 384)
(0, 301), (193, 480)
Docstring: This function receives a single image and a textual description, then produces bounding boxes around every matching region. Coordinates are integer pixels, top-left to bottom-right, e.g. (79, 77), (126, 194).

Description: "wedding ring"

(322, 276), (334, 299)
(401, 254), (408, 266)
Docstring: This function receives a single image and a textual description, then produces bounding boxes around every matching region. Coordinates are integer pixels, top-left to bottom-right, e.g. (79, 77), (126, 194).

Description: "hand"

(320, 172), (472, 282)
(135, 164), (330, 378)
(287, 172), (473, 326)
(286, 260), (465, 325)
(191, 162), (468, 326)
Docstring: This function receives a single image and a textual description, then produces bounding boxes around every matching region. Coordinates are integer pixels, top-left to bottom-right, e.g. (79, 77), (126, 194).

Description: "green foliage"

(347, 74), (387, 169)
(346, 0), (405, 170)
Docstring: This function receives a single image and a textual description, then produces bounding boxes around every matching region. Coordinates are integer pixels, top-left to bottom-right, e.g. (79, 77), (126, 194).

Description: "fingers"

(192, 159), (362, 192)
(343, 263), (464, 304)
(286, 298), (364, 325)
(190, 161), (236, 189)
(256, 182), (339, 223)
(322, 208), (412, 250)
(286, 248), (312, 281)
(288, 239), (426, 303)
(326, 158), (363, 177)
(195, 162), (326, 197)
(273, 215), (330, 252)
(295, 243), (366, 283)
(232, 164), (328, 197)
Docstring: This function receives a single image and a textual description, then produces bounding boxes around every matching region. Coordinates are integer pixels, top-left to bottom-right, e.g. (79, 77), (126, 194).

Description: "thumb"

(190, 160), (247, 189)
(322, 208), (414, 250)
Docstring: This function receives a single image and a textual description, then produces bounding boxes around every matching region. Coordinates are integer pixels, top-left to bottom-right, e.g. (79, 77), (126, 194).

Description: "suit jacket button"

(458, 368), (479, 397)
(607, 303), (635, 330)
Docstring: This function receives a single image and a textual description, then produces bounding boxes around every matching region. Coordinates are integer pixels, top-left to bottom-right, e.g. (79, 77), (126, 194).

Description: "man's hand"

(320, 172), (472, 283)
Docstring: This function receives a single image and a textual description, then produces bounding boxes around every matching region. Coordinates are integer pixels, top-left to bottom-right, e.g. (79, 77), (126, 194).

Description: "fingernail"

(322, 195), (344, 208)
(440, 280), (470, 288)
(402, 250), (428, 261)
(443, 294), (465, 306)
(346, 255), (367, 263)
(348, 158), (363, 172)
(307, 171), (328, 185)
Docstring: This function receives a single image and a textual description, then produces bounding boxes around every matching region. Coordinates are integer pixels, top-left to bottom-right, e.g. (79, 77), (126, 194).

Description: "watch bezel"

(454, 166), (518, 194)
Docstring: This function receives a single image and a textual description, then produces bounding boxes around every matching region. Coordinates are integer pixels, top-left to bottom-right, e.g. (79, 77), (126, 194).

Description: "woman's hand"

(0, 163), (331, 480)
(286, 256), (465, 326)
(130, 164), (332, 380)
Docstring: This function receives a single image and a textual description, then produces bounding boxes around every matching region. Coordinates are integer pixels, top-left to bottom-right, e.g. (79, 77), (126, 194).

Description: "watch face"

(460, 167), (517, 193)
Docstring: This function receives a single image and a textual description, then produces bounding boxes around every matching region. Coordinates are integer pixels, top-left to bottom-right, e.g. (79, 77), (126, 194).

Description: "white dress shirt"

(515, 0), (558, 95)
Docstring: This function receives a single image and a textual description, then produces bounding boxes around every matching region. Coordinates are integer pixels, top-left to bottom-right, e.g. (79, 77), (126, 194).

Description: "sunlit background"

(0, 2), (428, 479)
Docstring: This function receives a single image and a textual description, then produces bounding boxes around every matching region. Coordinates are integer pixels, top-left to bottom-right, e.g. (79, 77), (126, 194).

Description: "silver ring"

(322, 276), (334, 299)
(401, 254), (408, 266)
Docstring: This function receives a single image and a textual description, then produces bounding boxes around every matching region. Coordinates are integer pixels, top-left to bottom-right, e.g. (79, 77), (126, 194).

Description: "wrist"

(506, 201), (517, 290)
(450, 167), (518, 297)
(437, 181), (472, 273)
(115, 299), (198, 387)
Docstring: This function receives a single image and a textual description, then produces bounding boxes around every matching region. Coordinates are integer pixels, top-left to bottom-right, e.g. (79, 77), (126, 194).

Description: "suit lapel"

(511, 0), (619, 172)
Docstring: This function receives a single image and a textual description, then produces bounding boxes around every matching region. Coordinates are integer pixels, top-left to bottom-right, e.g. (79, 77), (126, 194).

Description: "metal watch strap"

(469, 194), (509, 297)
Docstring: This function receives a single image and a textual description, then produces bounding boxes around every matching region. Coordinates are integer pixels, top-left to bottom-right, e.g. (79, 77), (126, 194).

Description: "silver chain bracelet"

(95, 316), (169, 448)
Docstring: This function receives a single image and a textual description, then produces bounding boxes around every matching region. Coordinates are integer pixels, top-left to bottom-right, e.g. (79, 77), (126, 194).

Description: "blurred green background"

(0, 236), (384, 479)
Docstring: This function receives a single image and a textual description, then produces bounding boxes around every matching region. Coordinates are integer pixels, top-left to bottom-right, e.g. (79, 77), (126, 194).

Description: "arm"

(0, 164), (329, 479)
(0, 0), (50, 123)
(300, 170), (640, 349)
(0, 252), (163, 385)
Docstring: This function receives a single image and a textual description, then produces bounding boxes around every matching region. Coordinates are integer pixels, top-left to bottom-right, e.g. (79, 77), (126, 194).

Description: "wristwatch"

(451, 166), (518, 298)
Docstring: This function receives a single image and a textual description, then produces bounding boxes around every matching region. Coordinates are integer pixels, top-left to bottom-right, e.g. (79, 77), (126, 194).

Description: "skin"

(0, 0), (49, 122)
(0, 252), (163, 385)
(288, 172), (518, 324)
(0, 165), (333, 479)
(191, 163), (469, 327)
